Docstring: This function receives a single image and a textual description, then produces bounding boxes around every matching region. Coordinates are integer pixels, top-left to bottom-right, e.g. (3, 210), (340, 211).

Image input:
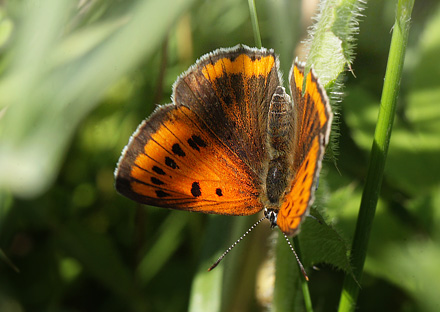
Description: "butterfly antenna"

(208, 216), (266, 271)
(282, 232), (309, 281)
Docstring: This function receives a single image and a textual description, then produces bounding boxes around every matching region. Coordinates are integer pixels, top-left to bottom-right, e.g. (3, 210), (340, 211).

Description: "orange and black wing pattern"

(115, 45), (280, 215)
(276, 61), (332, 236)
(174, 45), (281, 176)
(115, 104), (262, 215)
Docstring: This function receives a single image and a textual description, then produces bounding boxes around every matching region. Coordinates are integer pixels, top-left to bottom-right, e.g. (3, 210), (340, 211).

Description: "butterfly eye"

(264, 208), (278, 228)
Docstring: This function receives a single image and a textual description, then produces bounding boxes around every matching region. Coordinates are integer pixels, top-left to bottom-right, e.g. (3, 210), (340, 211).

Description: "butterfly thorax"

(262, 86), (295, 216)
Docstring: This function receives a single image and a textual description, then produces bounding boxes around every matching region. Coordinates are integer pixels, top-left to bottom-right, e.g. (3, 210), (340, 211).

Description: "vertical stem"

(274, 232), (300, 312)
(337, 1), (415, 311)
(248, 0), (262, 48)
(293, 236), (313, 312)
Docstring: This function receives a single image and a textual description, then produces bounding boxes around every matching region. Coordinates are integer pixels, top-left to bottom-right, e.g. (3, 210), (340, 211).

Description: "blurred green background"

(1, 0), (440, 311)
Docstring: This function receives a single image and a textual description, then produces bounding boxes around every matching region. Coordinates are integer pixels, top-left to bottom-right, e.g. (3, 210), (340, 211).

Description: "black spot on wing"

(151, 177), (165, 185)
(165, 157), (179, 169)
(152, 166), (165, 175)
(156, 190), (171, 198)
(216, 188), (223, 196)
(187, 138), (199, 151)
(191, 182), (201, 197)
(172, 143), (186, 157)
(192, 135), (207, 147)
(302, 172), (309, 183)
(187, 135), (207, 152)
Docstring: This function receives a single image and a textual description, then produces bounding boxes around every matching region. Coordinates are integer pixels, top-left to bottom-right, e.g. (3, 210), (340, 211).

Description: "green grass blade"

(188, 216), (227, 312)
(248, 0), (262, 48)
(294, 236), (313, 312)
(136, 212), (190, 285)
(273, 232), (302, 312)
(337, 1), (415, 311)
(0, 0), (195, 199)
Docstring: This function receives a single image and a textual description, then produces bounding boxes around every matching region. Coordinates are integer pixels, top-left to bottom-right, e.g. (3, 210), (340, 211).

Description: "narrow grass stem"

(337, 1), (415, 311)
(293, 236), (313, 312)
(248, 0), (262, 48)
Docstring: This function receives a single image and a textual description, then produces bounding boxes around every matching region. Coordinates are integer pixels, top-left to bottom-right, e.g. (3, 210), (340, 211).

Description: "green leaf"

(300, 208), (352, 276)
(305, 0), (365, 87)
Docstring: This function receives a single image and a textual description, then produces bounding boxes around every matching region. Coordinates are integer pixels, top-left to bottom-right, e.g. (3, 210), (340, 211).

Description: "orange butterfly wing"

(116, 105), (261, 215)
(115, 45), (281, 215)
(174, 45), (281, 176)
(276, 61), (332, 236)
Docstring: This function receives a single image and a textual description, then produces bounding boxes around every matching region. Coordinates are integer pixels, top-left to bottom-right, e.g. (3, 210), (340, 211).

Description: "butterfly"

(115, 44), (332, 242)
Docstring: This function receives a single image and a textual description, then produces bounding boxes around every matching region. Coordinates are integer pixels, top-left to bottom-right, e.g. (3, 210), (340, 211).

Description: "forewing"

(290, 61), (332, 171)
(276, 61), (332, 236)
(173, 45), (282, 177)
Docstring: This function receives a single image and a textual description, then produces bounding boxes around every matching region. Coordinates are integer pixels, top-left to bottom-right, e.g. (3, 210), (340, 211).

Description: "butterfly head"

(264, 208), (278, 229)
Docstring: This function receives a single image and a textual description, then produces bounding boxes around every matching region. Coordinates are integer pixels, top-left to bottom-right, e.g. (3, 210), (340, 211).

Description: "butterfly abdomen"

(264, 86), (295, 206)
(266, 157), (289, 204)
